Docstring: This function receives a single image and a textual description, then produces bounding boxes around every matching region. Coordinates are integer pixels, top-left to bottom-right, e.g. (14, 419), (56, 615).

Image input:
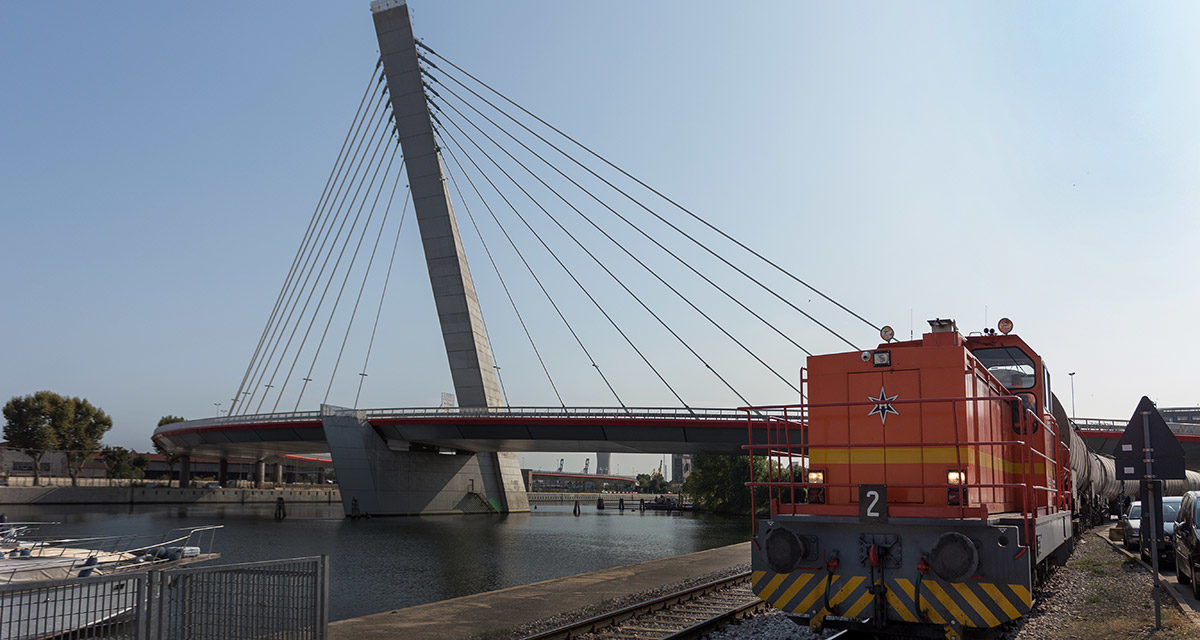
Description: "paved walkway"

(329, 541), (750, 640)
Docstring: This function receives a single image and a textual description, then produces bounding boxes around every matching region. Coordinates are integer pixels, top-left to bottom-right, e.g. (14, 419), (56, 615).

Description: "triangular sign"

(1114, 396), (1185, 480)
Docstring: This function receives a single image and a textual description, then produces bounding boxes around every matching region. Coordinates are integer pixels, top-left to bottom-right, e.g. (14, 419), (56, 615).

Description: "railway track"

(520, 570), (763, 640)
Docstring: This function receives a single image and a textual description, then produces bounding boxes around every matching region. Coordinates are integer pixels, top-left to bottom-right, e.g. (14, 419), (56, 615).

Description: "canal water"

(1, 502), (747, 620)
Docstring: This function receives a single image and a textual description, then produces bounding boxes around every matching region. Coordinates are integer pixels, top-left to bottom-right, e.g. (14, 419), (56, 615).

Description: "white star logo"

(868, 386), (900, 425)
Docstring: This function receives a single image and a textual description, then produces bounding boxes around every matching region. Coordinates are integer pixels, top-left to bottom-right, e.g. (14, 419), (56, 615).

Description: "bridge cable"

(433, 128), (628, 408)
(253, 100), (394, 413)
(229, 63), (383, 415)
(322, 158), (407, 405)
(443, 152), (564, 407)
(434, 107), (720, 406)
(242, 85), (389, 414)
(288, 143), (402, 409)
(418, 45), (873, 348)
(271, 127), (400, 412)
(355, 187), (412, 409)
(291, 145), (402, 409)
(231, 71), (386, 413)
(427, 77), (805, 394)
(238, 80), (389, 414)
(426, 72), (814, 361)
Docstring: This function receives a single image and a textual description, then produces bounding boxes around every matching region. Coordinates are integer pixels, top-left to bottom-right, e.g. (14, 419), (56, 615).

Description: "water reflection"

(5, 503), (746, 620)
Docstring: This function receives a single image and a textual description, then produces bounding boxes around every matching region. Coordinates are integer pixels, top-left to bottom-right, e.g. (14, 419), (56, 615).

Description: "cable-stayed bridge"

(154, 0), (881, 516)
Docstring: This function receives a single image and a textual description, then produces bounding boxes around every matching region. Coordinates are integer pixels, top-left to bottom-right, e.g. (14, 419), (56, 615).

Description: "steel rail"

(518, 570), (756, 640)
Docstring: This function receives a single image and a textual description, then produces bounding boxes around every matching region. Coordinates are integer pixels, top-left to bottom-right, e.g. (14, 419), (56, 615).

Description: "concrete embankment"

(329, 541), (749, 640)
(0, 485), (341, 505)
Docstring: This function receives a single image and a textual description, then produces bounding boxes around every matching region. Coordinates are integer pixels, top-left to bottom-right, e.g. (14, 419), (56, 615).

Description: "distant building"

(672, 454), (692, 484)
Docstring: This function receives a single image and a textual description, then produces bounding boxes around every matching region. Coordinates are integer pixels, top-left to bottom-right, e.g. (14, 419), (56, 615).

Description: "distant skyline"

(2, 2), (1198, 476)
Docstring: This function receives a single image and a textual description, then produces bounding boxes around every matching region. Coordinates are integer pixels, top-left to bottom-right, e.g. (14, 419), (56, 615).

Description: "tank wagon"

(745, 318), (1198, 638)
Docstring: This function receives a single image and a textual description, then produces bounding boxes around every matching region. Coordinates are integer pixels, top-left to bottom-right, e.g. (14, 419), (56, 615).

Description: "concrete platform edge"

(330, 540), (751, 640)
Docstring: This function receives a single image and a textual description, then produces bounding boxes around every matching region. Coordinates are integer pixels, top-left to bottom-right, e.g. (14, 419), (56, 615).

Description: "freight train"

(746, 318), (1200, 639)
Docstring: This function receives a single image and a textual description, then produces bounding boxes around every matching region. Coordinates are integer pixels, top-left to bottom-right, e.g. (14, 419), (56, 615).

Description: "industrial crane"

(582, 458), (590, 474)
(556, 458), (564, 473)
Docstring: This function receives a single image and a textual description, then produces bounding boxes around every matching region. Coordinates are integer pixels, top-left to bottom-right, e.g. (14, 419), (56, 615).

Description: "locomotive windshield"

(973, 347), (1037, 390)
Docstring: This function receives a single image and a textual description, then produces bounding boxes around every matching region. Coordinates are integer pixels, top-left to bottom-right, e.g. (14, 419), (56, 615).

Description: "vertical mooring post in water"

(1143, 410), (1161, 630)
(573, 500), (581, 517)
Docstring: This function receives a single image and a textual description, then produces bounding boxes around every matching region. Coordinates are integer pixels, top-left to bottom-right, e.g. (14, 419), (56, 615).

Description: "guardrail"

(155, 406), (792, 435)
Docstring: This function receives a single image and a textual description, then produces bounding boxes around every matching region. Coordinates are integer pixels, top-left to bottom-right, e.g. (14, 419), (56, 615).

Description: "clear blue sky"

(2, 2), (1198, 476)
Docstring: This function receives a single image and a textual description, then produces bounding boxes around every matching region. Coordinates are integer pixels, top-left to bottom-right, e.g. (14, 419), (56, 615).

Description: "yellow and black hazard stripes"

(752, 570), (1030, 629)
(752, 570), (866, 618)
(890, 577), (1029, 628)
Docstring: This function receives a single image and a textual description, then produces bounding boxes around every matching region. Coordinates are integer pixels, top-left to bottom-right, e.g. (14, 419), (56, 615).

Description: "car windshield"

(972, 347), (1037, 390)
(1129, 505), (1142, 519)
(1165, 501), (1181, 521)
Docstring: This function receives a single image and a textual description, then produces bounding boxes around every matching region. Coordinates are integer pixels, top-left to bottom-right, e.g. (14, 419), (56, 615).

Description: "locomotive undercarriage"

(752, 512), (1071, 638)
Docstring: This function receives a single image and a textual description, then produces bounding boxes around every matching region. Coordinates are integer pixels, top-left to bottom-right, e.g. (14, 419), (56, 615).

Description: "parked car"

(1121, 502), (1142, 550)
(1142, 496), (1181, 565)
(1175, 491), (1200, 598)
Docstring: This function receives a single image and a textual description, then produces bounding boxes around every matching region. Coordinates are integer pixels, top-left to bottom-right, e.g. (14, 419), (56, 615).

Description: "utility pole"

(1068, 372), (1076, 421)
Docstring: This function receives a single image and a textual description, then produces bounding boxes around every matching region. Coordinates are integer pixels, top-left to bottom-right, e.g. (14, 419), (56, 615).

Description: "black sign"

(1115, 396), (1185, 480)
(1139, 479), (1167, 548)
(859, 484), (888, 522)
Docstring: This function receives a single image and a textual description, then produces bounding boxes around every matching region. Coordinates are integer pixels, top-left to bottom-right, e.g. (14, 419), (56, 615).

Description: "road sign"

(1114, 396), (1185, 480)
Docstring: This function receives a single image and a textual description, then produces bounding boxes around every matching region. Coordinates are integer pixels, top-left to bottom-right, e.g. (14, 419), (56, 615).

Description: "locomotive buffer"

(1115, 395), (1185, 630)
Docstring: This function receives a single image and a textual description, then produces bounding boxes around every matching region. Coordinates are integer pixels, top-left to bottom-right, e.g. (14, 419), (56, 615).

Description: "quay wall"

(0, 485), (341, 505)
(0, 488), (673, 507)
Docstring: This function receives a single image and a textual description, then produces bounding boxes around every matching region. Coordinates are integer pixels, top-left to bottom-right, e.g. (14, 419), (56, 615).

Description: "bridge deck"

(152, 406), (795, 461)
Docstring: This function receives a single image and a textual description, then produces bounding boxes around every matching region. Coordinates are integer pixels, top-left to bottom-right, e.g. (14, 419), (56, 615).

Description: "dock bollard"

(274, 496), (287, 521)
(639, 498), (646, 512)
(618, 498), (625, 511)
(573, 500), (581, 516)
(596, 497), (605, 510)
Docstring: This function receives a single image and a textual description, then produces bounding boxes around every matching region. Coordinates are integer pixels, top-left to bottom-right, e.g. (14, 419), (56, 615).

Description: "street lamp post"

(1068, 372), (1076, 421)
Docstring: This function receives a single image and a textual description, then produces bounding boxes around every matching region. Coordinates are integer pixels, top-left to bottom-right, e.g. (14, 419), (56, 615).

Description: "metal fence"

(0, 556), (327, 640)
(0, 571), (149, 640)
(154, 556), (328, 640)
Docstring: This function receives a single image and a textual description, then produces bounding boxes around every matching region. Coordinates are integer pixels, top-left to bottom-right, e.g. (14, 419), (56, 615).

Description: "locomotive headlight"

(807, 470), (825, 484)
(947, 470), (966, 485)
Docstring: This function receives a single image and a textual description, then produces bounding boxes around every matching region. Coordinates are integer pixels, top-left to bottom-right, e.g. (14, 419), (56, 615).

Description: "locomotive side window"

(1043, 366), (1052, 411)
(973, 347), (1037, 390)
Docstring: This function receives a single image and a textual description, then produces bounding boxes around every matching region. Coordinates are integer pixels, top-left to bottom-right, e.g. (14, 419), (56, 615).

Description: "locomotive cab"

(748, 318), (1072, 637)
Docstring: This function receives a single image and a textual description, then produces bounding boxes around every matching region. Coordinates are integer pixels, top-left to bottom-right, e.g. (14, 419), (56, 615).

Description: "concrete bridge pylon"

(321, 0), (528, 516)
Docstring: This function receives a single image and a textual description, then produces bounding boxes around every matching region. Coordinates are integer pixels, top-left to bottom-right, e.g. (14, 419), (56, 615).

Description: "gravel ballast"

(504, 528), (1200, 640)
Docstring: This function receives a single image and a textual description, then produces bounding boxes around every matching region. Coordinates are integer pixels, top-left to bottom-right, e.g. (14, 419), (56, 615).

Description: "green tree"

(102, 446), (132, 479)
(54, 396), (112, 486)
(636, 471), (670, 494)
(155, 416), (184, 487)
(682, 454), (772, 516)
(131, 453), (150, 480)
(2, 392), (62, 486)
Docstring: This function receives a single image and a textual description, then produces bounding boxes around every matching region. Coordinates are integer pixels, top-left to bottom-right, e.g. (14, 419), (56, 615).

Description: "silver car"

(1122, 498), (1181, 563)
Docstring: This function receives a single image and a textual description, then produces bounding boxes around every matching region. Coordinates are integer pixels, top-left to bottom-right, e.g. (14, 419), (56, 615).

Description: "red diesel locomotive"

(746, 318), (1115, 638)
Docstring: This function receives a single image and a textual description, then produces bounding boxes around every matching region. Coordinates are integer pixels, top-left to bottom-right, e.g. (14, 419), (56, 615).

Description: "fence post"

(143, 570), (157, 640)
(319, 554), (331, 639)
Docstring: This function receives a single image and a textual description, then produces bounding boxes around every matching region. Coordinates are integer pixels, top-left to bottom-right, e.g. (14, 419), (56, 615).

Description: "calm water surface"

(3, 502), (747, 620)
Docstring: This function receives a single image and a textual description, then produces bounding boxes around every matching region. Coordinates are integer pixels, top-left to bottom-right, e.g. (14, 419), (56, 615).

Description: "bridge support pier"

(218, 458), (228, 487)
(255, 460), (266, 489)
(179, 455), (191, 488)
(321, 405), (528, 516)
(274, 462), (284, 485)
